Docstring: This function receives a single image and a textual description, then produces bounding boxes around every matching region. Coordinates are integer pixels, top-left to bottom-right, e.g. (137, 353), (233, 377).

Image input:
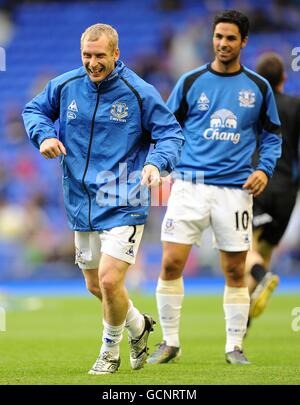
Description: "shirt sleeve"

(22, 79), (60, 149)
(256, 83), (282, 178)
(167, 76), (187, 126)
(141, 84), (184, 175)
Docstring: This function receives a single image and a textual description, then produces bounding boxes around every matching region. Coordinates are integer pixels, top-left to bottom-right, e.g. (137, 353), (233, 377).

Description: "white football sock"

(125, 299), (145, 339)
(223, 286), (250, 353)
(156, 277), (184, 347)
(100, 320), (125, 359)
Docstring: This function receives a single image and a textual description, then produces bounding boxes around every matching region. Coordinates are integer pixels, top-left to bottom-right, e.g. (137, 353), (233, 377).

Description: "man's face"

(213, 23), (247, 65)
(81, 35), (119, 82)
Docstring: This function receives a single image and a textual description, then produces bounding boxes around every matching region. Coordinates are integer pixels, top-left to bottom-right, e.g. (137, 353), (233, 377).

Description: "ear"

(114, 48), (120, 61)
(241, 36), (248, 49)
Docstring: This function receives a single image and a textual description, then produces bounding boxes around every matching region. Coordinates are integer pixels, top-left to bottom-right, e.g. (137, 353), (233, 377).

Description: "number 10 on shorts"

(235, 210), (250, 230)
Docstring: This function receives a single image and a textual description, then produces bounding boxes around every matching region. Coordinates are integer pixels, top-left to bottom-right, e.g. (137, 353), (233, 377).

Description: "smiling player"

(148, 10), (282, 366)
(23, 23), (184, 375)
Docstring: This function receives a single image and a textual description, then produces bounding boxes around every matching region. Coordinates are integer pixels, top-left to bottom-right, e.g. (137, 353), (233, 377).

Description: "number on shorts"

(235, 211), (249, 231)
(128, 225), (136, 243)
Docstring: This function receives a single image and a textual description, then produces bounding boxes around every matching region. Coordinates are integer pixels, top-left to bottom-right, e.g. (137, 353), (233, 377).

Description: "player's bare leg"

(88, 254), (154, 374)
(82, 268), (102, 300)
(99, 254), (130, 325)
(83, 267), (148, 337)
(148, 242), (191, 364)
(246, 229), (279, 319)
(220, 250), (250, 364)
(88, 255), (128, 374)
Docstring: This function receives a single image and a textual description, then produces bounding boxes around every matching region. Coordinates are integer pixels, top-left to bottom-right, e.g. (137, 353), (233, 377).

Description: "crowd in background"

(0, 0), (299, 282)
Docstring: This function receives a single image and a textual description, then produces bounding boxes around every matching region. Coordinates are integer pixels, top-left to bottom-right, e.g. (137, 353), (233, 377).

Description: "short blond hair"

(81, 23), (119, 52)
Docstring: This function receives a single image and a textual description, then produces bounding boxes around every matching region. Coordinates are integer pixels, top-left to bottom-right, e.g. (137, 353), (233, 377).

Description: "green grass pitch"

(0, 293), (299, 385)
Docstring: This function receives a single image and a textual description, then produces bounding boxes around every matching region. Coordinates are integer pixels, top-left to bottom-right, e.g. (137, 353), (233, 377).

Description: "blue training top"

(23, 61), (184, 231)
(167, 63), (282, 186)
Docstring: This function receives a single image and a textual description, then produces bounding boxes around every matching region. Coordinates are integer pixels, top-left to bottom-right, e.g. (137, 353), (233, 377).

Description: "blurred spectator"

(4, 102), (27, 146)
(158, 0), (183, 12)
(168, 17), (212, 79)
(248, 8), (280, 32)
(133, 53), (174, 100)
(0, 193), (27, 240)
(29, 69), (58, 99)
(0, 6), (13, 45)
(0, 0), (299, 283)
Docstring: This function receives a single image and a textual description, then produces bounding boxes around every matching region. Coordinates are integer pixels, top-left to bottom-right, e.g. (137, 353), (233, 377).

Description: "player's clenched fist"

(141, 164), (161, 187)
(243, 170), (268, 197)
(40, 138), (67, 159)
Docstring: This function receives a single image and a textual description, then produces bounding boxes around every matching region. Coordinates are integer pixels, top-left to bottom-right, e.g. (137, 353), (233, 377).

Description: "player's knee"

(162, 254), (184, 279)
(86, 283), (102, 299)
(225, 265), (244, 283)
(99, 274), (119, 295)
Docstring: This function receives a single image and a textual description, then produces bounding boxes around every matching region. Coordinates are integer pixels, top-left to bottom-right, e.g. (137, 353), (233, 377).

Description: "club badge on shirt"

(110, 101), (128, 122)
(239, 89), (256, 108)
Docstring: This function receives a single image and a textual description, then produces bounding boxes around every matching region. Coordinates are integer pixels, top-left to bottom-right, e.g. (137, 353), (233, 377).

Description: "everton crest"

(239, 89), (256, 108)
(110, 102), (128, 122)
(164, 218), (175, 233)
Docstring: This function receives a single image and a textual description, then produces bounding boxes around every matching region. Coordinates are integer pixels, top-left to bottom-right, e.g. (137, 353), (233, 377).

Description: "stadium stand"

(0, 0), (299, 282)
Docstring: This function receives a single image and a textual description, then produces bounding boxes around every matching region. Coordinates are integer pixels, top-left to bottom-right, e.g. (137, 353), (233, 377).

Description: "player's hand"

(141, 164), (161, 187)
(243, 170), (268, 197)
(40, 138), (67, 159)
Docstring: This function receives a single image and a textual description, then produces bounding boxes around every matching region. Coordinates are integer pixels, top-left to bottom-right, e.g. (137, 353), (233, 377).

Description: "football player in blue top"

(246, 53), (300, 324)
(147, 10), (282, 366)
(23, 23), (184, 375)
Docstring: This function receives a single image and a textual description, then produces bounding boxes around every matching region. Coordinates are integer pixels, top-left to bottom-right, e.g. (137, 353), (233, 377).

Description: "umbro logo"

(68, 99), (78, 112)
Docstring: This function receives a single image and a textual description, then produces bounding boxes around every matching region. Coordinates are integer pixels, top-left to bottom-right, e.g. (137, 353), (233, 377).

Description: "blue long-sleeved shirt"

(168, 63), (282, 186)
(23, 61), (184, 231)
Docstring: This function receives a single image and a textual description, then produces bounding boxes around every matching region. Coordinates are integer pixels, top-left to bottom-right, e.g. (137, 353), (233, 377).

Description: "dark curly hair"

(213, 10), (250, 40)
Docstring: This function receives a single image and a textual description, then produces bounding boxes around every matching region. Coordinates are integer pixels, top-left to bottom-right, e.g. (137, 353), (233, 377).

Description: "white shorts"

(74, 225), (144, 269)
(161, 180), (253, 252)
